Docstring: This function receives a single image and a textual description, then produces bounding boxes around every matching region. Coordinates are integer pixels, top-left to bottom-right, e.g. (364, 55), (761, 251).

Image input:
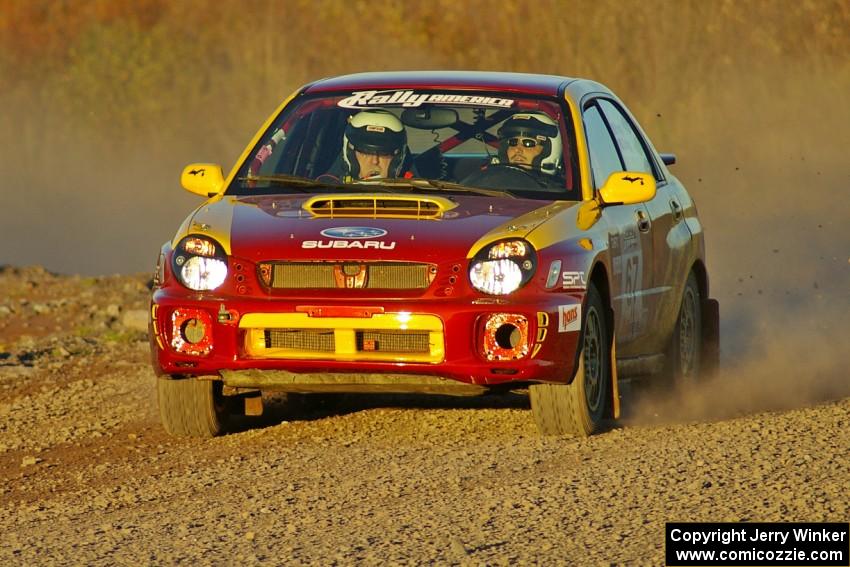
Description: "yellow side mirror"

(181, 163), (225, 197)
(598, 171), (656, 206)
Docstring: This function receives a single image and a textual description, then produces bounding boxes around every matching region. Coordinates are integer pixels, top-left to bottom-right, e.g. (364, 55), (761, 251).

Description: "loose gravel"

(0, 266), (847, 565)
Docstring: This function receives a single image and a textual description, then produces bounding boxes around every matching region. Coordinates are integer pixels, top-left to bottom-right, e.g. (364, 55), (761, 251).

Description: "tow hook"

(218, 303), (239, 324)
(223, 385), (264, 416)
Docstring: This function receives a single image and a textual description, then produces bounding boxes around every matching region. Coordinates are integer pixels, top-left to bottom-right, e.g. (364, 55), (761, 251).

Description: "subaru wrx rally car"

(150, 71), (719, 437)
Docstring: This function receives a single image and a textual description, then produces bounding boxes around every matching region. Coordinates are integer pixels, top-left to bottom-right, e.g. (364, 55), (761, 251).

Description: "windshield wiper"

(238, 174), (515, 198)
(357, 177), (517, 199)
(237, 174), (348, 192)
(240, 174), (402, 193)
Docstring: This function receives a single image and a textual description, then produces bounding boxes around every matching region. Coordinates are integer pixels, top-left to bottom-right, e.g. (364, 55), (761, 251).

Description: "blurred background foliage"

(0, 0), (849, 281)
(3, 0), (849, 162)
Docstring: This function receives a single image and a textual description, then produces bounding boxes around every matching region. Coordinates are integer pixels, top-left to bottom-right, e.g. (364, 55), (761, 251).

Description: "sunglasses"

(507, 137), (539, 148)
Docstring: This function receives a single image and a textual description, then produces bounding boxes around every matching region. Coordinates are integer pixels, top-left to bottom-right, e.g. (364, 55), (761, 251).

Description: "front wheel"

(157, 377), (229, 437)
(530, 284), (610, 436)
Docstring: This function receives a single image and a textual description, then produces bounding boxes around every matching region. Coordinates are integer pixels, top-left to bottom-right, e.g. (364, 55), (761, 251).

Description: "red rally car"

(150, 71), (719, 437)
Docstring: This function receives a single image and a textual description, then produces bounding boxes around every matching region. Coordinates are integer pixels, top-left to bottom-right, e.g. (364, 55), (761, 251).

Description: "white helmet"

(497, 112), (562, 175)
(342, 110), (408, 178)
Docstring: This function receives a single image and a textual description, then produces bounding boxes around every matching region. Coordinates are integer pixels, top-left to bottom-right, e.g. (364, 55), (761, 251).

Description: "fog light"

(482, 313), (529, 361)
(171, 308), (214, 356)
(182, 319), (206, 344)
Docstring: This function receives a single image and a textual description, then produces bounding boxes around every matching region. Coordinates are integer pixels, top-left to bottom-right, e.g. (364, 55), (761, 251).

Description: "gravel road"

(1, 266), (847, 565)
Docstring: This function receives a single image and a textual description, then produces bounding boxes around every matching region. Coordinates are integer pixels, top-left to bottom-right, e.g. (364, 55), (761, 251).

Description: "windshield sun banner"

(338, 90), (515, 109)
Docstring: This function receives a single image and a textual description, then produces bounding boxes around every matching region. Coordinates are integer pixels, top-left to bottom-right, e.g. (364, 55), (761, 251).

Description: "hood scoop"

(302, 193), (457, 219)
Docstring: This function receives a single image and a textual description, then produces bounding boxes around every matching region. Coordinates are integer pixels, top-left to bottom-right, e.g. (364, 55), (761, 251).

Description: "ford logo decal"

(320, 227), (388, 239)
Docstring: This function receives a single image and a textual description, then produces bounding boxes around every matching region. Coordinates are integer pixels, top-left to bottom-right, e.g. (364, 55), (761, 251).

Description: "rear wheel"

(664, 272), (702, 386)
(530, 284), (610, 436)
(157, 377), (229, 437)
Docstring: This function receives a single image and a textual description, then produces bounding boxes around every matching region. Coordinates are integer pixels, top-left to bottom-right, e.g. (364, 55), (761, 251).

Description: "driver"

(462, 111), (563, 190)
(497, 112), (562, 174)
(342, 110), (410, 181)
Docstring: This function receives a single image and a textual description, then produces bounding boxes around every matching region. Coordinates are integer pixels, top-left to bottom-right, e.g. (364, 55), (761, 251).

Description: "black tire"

(664, 271), (702, 386)
(157, 377), (229, 437)
(529, 284), (610, 436)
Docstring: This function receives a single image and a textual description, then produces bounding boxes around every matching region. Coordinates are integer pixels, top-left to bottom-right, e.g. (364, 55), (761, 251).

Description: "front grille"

(364, 264), (429, 289)
(266, 329), (334, 351)
(267, 262), (433, 289)
(263, 329), (430, 354)
(356, 331), (430, 353)
(241, 312), (445, 363)
(272, 263), (336, 288)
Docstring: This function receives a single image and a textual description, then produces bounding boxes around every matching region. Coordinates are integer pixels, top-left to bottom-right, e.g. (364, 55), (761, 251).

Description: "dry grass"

(2, 0), (848, 161)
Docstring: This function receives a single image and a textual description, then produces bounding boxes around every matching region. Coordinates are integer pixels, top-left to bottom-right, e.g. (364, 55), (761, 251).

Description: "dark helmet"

(496, 112), (562, 175)
(342, 110), (408, 179)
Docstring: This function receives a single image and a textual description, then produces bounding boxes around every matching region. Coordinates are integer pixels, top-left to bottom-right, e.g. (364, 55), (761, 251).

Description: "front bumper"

(150, 289), (583, 389)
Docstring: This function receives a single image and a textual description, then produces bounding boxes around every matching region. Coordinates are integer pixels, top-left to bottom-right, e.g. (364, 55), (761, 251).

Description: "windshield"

(228, 89), (580, 199)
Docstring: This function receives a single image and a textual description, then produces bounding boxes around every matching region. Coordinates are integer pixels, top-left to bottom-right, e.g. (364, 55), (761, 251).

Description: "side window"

(597, 99), (655, 177)
(582, 104), (623, 190)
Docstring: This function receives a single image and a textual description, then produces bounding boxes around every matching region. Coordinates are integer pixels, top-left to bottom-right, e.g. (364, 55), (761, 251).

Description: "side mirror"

(659, 153), (676, 166)
(598, 171), (656, 206)
(181, 163), (225, 197)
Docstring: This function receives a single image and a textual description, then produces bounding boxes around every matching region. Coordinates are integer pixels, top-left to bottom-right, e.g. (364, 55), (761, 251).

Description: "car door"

(597, 99), (692, 353)
(581, 101), (653, 357)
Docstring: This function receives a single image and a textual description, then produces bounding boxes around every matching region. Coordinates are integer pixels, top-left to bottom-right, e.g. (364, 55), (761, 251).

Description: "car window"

(597, 99), (654, 177)
(582, 104), (623, 190)
(228, 91), (580, 199)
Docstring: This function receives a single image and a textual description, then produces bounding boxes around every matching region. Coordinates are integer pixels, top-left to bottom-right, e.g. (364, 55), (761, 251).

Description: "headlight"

(172, 235), (228, 291)
(469, 239), (537, 295)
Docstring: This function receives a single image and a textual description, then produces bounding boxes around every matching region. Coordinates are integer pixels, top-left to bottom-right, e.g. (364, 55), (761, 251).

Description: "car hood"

(184, 192), (581, 262)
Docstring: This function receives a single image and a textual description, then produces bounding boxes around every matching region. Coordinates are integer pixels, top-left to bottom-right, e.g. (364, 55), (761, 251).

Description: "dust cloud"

(629, 104), (850, 422)
(1, 131), (210, 276)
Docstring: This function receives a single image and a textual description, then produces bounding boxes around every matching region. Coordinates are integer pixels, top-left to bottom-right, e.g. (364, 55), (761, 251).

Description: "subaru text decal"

(338, 90), (515, 110)
(320, 227), (387, 239)
(302, 240), (396, 250)
(306, 226), (395, 249)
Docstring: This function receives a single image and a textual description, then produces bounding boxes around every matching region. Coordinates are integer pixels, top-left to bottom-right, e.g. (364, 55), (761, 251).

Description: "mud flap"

(702, 298), (720, 379)
(610, 331), (620, 419)
(529, 355), (594, 437)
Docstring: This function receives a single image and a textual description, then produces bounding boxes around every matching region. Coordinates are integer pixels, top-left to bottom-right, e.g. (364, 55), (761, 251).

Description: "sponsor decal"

(320, 227), (388, 239)
(338, 90), (515, 110)
(531, 311), (550, 358)
(622, 227), (639, 253)
(562, 270), (587, 289)
(558, 304), (581, 333)
(612, 226), (644, 341)
(302, 240), (396, 250)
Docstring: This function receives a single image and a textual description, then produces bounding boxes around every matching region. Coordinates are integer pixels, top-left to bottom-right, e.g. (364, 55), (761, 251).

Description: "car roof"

(304, 71), (580, 97)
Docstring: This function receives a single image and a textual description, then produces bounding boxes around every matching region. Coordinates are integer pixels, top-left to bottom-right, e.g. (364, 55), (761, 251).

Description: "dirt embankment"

(0, 266), (848, 565)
